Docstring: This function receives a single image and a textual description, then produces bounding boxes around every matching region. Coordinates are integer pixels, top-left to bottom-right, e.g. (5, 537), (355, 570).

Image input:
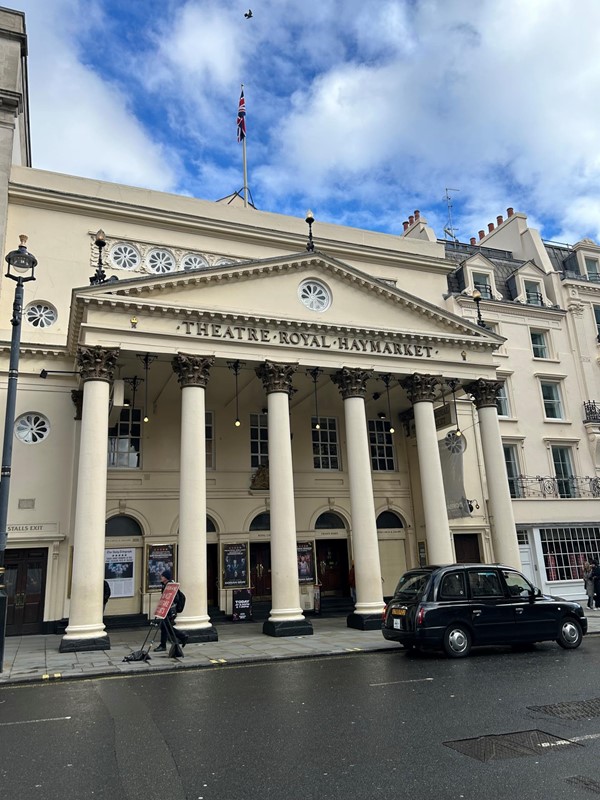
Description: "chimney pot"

(470, 237), (477, 245)
(496, 215), (503, 225)
(478, 230), (485, 240)
(402, 221), (409, 231)
(488, 222), (495, 233)
(409, 215), (415, 225)
(414, 209), (420, 220)
(507, 207), (514, 217)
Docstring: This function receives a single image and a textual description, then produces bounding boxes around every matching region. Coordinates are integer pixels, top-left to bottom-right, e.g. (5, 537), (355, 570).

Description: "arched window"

(376, 511), (404, 529)
(250, 512), (271, 531)
(207, 516), (217, 533)
(315, 512), (347, 529)
(105, 515), (143, 537)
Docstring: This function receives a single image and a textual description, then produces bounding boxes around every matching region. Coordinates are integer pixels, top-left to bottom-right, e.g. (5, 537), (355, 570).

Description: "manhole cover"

(528, 698), (600, 720)
(444, 730), (580, 762)
(566, 776), (600, 794)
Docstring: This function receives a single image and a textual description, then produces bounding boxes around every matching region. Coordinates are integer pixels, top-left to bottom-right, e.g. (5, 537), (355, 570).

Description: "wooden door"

(207, 543), (218, 606)
(316, 540), (349, 596)
(250, 542), (271, 599)
(5, 548), (47, 635)
(454, 534), (481, 564)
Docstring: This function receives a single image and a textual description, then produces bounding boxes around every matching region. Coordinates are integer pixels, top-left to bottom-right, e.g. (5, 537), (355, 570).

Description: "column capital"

(256, 360), (297, 394)
(401, 373), (439, 404)
(331, 368), (372, 399)
(77, 346), (119, 383)
(172, 354), (214, 388)
(464, 378), (503, 409)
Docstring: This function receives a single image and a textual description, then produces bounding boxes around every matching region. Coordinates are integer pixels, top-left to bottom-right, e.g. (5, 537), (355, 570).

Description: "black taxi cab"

(382, 563), (587, 658)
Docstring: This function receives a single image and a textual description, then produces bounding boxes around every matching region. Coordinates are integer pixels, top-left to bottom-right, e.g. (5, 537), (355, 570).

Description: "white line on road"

(539, 733), (600, 748)
(370, 678), (434, 686)
(0, 716), (72, 727)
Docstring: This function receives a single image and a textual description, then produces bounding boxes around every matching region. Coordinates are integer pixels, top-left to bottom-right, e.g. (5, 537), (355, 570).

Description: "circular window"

(25, 301), (57, 328)
(109, 243), (140, 271)
(15, 413), (50, 444)
(298, 279), (331, 312)
(444, 430), (467, 454)
(146, 248), (176, 274)
(181, 253), (209, 271)
(214, 257), (235, 267)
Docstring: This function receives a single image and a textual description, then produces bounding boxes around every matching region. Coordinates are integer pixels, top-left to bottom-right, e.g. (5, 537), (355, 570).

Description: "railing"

(584, 401), (600, 423)
(525, 290), (544, 306)
(511, 475), (600, 500)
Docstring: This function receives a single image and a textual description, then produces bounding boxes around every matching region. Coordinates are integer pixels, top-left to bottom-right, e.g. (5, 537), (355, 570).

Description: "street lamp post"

(0, 235), (37, 672)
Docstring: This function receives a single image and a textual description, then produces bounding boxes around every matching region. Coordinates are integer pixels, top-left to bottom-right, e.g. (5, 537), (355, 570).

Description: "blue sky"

(14, 0), (600, 245)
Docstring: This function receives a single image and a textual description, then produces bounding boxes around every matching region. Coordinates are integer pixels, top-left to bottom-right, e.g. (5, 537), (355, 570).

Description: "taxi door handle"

(515, 608), (524, 614)
(472, 609), (482, 617)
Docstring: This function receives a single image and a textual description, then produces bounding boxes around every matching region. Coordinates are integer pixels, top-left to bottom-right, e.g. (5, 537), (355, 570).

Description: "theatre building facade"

(1, 166), (522, 649)
(0, 8), (527, 650)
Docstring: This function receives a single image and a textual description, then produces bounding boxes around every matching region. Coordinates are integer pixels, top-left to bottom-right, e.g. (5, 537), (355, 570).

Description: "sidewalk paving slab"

(2, 610), (599, 686)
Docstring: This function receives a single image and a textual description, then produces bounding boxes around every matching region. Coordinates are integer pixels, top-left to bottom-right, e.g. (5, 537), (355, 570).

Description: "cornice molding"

(9, 181), (450, 273)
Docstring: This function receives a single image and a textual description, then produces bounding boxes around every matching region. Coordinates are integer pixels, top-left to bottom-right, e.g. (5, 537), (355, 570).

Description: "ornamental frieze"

(76, 346), (119, 383)
(256, 361), (297, 394)
(331, 368), (372, 399)
(177, 320), (435, 359)
(172, 354), (214, 388)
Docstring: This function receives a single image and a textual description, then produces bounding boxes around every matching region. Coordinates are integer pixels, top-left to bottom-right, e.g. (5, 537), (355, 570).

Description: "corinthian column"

(60, 346), (119, 652)
(402, 374), (454, 564)
(256, 361), (312, 637)
(331, 368), (384, 630)
(172, 354), (218, 642)
(465, 378), (521, 568)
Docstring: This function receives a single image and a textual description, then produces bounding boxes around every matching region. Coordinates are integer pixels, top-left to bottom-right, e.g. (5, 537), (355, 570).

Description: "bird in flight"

(244, 9), (253, 18)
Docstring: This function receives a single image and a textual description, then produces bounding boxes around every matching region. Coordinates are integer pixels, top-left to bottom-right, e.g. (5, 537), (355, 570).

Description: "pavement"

(3, 609), (599, 687)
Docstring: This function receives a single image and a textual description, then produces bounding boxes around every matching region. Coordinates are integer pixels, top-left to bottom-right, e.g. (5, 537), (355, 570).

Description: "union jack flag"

(237, 89), (246, 142)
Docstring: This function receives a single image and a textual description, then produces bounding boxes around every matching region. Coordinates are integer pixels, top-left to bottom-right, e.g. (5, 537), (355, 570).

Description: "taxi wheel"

(556, 618), (583, 649)
(443, 624), (472, 658)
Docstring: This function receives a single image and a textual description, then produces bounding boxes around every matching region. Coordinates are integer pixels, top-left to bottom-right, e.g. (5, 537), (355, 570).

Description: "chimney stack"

(507, 207), (514, 217)
(414, 210), (420, 220)
(478, 230), (485, 240)
(470, 237), (477, 245)
(408, 215), (415, 225)
(496, 215), (503, 226)
(402, 221), (409, 231)
(488, 222), (495, 233)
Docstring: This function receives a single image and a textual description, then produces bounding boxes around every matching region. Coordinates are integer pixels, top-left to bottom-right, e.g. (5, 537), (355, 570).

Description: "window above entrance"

(298, 279), (331, 312)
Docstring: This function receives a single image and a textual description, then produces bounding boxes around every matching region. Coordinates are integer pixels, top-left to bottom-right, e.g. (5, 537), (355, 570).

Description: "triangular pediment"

(70, 251), (502, 350)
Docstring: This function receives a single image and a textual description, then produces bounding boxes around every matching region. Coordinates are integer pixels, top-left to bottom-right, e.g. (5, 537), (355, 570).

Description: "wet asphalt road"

(2, 637), (600, 800)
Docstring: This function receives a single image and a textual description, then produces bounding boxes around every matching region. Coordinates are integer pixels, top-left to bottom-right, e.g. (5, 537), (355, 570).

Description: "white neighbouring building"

(0, 8), (598, 651)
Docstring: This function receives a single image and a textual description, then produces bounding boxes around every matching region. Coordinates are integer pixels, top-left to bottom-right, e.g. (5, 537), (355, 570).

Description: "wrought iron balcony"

(510, 474), (600, 500)
(584, 401), (600, 423)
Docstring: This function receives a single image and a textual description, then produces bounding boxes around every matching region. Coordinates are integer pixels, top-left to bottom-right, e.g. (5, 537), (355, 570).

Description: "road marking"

(539, 734), (600, 748)
(370, 678), (434, 686)
(0, 716), (72, 727)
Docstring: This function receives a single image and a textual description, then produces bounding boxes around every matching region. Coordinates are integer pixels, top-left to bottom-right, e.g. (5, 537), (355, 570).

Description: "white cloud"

(12, 0), (600, 241)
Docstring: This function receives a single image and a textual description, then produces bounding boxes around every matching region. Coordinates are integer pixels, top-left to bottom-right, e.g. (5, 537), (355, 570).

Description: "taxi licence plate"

(391, 608), (406, 616)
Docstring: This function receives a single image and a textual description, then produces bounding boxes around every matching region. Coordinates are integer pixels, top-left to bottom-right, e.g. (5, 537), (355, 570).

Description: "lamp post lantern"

(472, 289), (486, 328)
(0, 235), (37, 672)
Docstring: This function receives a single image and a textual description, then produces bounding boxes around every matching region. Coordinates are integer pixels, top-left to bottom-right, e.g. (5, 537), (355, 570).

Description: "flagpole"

(241, 83), (248, 207)
(242, 136), (248, 208)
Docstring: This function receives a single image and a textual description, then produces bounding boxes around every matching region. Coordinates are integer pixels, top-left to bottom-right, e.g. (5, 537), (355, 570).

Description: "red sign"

(153, 582), (180, 619)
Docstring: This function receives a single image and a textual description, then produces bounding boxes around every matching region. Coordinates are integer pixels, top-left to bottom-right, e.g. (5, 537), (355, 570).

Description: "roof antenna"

(443, 188), (459, 242)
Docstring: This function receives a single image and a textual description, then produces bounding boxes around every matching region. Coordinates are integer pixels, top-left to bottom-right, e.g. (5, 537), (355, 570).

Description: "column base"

(263, 618), (314, 637)
(347, 611), (383, 631)
(59, 634), (111, 653)
(186, 626), (218, 643)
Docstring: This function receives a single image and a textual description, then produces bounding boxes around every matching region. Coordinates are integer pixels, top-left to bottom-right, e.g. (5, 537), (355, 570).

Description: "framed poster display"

(222, 542), (249, 588)
(297, 541), (316, 584)
(104, 547), (135, 597)
(146, 543), (175, 591)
